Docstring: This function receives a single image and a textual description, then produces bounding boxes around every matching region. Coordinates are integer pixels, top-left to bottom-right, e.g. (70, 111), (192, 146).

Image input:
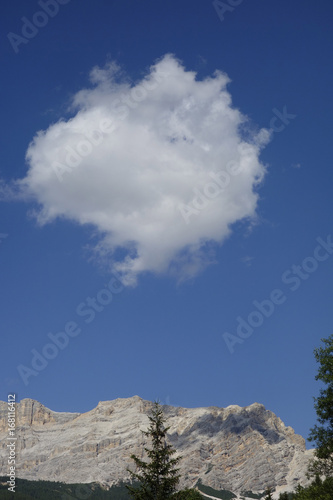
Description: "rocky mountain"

(0, 396), (314, 497)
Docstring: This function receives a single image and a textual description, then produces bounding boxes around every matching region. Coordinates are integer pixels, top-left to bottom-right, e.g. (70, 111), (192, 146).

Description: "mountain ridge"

(0, 396), (314, 496)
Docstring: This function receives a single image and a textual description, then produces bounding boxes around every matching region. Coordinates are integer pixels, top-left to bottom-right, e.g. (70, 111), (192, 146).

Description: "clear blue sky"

(1, 0), (333, 446)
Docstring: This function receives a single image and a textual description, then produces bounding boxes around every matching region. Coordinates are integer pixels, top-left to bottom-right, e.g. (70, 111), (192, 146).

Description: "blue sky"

(1, 0), (333, 445)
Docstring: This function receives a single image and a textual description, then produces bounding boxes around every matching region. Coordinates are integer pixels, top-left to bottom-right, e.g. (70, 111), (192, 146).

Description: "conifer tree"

(264, 488), (273, 500)
(308, 333), (333, 476)
(127, 401), (181, 500)
(278, 493), (289, 500)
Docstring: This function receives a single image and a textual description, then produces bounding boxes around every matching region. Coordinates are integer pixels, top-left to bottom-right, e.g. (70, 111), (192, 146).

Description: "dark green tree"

(308, 333), (333, 476)
(127, 402), (181, 500)
(264, 488), (273, 500)
(292, 475), (333, 499)
(172, 488), (204, 499)
(278, 493), (290, 500)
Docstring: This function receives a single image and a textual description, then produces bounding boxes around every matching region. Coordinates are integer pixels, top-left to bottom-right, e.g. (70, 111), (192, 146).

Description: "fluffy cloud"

(18, 54), (270, 285)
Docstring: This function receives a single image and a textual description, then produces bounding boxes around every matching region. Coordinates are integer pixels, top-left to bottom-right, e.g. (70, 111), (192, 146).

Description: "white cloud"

(17, 54), (270, 285)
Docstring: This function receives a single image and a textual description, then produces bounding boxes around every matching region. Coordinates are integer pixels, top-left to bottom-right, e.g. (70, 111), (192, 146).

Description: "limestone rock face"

(0, 396), (313, 495)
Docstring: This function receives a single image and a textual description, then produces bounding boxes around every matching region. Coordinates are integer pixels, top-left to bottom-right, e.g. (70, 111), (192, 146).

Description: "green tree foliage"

(288, 333), (333, 498)
(196, 481), (236, 499)
(0, 477), (131, 499)
(127, 402), (181, 499)
(172, 489), (204, 499)
(292, 475), (333, 499)
(240, 491), (266, 499)
(264, 489), (273, 500)
(0, 477), (203, 500)
(308, 333), (333, 476)
(277, 493), (290, 500)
